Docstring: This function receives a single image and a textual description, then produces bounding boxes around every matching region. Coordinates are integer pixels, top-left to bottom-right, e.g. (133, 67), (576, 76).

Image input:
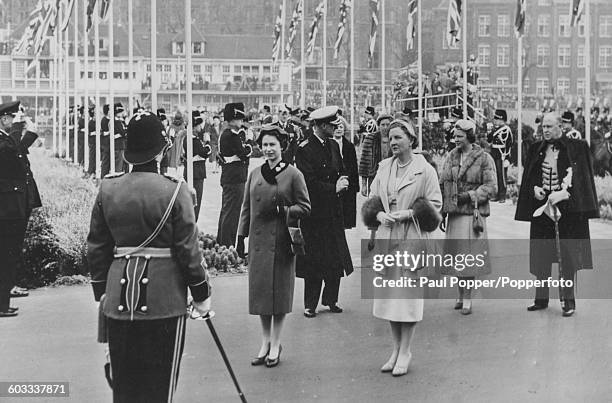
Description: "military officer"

(111, 103), (127, 173)
(443, 106), (463, 152)
(100, 104), (113, 177)
(217, 102), (251, 247)
(487, 109), (513, 203)
(87, 111), (211, 402)
(0, 101), (42, 317)
(561, 110), (582, 140)
(274, 105), (300, 164)
(87, 106), (97, 175)
(77, 106), (86, 166)
(295, 106), (354, 318)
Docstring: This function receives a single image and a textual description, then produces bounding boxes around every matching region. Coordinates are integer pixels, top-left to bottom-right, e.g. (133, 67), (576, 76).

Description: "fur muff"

(362, 195), (384, 228)
(412, 197), (441, 232)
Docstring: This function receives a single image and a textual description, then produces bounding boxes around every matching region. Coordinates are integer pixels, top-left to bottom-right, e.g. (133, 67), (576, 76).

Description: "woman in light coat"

(237, 126), (311, 368)
(366, 119), (442, 376)
(439, 119), (497, 315)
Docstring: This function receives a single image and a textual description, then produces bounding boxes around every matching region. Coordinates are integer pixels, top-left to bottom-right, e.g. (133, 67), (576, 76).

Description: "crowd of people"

(0, 91), (604, 401)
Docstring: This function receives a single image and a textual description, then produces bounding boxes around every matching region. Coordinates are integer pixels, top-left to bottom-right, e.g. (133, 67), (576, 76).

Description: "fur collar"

(449, 144), (484, 181)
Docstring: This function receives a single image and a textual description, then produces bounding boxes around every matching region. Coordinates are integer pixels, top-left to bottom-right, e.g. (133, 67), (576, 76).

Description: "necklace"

(397, 157), (412, 168)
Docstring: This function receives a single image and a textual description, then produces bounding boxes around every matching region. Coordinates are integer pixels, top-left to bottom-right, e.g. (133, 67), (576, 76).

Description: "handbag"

(286, 209), (306, 256)
(472, 197), (484, 234)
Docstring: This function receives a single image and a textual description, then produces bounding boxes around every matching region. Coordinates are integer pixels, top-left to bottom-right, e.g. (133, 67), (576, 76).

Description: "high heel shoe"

(381, 356), (397, 373)
(265, 345), (282, 368)
(392, 353), (412, 377)
(461, 299), (472, 315)
(251, 343), (270, 366)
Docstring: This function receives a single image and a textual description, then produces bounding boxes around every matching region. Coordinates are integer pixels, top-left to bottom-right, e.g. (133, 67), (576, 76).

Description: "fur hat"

(362, 196), (385, 229)
(412, 197), (442, 232)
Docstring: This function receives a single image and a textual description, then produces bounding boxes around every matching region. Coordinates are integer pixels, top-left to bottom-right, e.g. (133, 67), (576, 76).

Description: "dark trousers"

(0, 217), (29, 311)
(108, 315), (186, 403)
(101, 136), (111, 177)
(492, 153), (507, 200)
(114, 148), (125, 173)
(193, 178), (204, 221)
(217, 183), (245, 247)
(77, 132), (85, 165)
(304, 276), (341, 310)
(87, 135), (96, 174)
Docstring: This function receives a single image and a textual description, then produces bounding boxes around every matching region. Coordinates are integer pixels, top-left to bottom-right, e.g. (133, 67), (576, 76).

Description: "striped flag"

(306, 1), (325, 56)
(272, 2), (283, 63)
(406, 0), (417, 50)
(32, 0), (58, 55)
(13, 0), (44, 55)
(569, 0), (584, 27)
(59, 0), (75, 32)
(514, 0), (526, 38)
(99, 0), (111, 22)
(333, 0), (349, 59)
(285, 0), (303, 58)
(368, 0), (379, 68)
(86, 0), (97, 31)
(446, 0), (461, 48)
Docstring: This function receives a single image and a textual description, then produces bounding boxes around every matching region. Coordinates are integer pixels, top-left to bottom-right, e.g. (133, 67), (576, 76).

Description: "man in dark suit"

(515, 112), (599, 317)
(112, 103), (127, 173)
(333, 116), (359, 229)
(0, 101), (42, 317)
(100, 104), (113, 177)
(295, 106), (354, 318)
(87, 106), (97, 175)
(184, 111), (211, 220)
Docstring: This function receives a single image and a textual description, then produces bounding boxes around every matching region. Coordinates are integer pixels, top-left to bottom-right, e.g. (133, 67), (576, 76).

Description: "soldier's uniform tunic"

(487, 124), (513, 201)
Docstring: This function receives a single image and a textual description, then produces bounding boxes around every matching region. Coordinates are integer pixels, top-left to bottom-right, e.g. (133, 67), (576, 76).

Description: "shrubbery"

(198, 233), (247, 274)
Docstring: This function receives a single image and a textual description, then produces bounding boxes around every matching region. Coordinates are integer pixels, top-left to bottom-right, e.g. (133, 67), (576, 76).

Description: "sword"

(552, 207), (565, 307)
(189, 307), (247, 403)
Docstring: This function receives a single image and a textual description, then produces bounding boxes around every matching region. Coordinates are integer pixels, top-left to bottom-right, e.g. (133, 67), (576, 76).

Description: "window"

(559, 15), (570, 37)
(538, 0), (551, 5)
(537, 15), (550, 37)
(537, 45), (550, 66)
(523, 77), (530, 91)
(577, 79), (585, 95)
(599, 46), (612, 68)
(173, 41), (184, 55)
(193, 65), (201, 73)
(600, 16), (612, 37)
(222, 65), (230, 73)
(497, 77), (510, 87)
(478, 15), (491, 37)
(536, 78), (549, 95)
(234, 65), (242, 73)
(557, 78), (570, 95)
(163, 64), (171, 72)
(558, 45), (571, 67)
(577, 46), (585, 67)
(204, 64), (212, 73)
(497, 15), (510, 37)
(497, 45), (510, 67)
(192, 42), (204, 55)
(578, 19), (586, 37)
(478, 45), (490, 66)
(521, 47), (527, 67)
(478, 77), (489, 86)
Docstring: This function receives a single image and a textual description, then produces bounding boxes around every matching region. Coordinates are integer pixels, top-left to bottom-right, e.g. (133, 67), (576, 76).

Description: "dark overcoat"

(295, 136), (354, 279)
(515, 137), (599, 276)
(237, 163), (311, 315)
(338, 137), (359, 229)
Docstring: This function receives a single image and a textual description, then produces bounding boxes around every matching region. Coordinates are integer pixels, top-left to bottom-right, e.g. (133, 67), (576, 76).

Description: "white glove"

(548, 189), (570, 205)
(534, 186), (546, 201)
(376, 211), (396, 227)
(191, 297), (211, 317)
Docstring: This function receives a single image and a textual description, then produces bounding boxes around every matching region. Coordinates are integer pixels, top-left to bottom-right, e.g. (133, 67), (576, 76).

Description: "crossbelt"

(114, 247), (171, 258)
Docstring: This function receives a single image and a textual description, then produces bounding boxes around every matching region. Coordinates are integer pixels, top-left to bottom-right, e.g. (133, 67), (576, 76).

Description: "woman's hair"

(256, 125), (289, 151)
(454, 119), (476, 143)
(388, 119), (418, 149)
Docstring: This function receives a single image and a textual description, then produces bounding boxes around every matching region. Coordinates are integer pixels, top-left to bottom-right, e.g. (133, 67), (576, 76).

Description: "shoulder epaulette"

(163, 173), (183, 183)
(298, 139), (309, 148)
(103, 172), (125, 179)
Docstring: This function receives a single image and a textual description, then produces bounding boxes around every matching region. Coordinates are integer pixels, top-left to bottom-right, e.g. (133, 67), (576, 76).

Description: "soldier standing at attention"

(487, 109), (513, 203)
(87, 111), (211, 401)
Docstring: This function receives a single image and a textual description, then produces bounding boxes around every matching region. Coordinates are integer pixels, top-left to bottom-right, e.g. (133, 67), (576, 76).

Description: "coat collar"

(453, 144), (484, 180)
(377, 153), (428, 212)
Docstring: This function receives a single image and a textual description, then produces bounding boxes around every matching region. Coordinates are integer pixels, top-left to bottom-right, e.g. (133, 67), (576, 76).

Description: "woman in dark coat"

(237, 126), (311, 367)
(334, 116), (359, 229)
(439, 119), (497, 315)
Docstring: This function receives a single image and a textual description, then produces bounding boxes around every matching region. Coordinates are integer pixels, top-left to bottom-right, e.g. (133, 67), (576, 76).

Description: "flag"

(406, 0), (417, 50)
(59, 0), (75, 31)
(333, 0), (349, 59)
(86, 0), (97, 31)
(25, 59), (40, 76)
(514, 0), (526, 38)
(285, 0), (303, 58)
(368, 0), (379, 68)
(446, 0), (461, 48)
(32, 0), (58, 56)
(569, 0), (584, 27)
(306, 1), (325, 56)
(99, 0), (111, 22)
(272, 2), (283, 63)
(12, 0), (44, 55)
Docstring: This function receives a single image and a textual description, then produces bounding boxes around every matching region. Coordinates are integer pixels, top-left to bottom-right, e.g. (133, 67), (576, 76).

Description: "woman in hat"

(166, 111), (187, 175)
(363, 118), (442, 376)
(237, 126), (311, 367)
(439, 119), (497, 315)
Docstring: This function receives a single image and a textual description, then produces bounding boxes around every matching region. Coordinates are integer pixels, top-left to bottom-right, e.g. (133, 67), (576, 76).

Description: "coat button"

(120, 278), (126, 285)
(118, 305), (124, 312)
(145, 255), (151, 260)
(125, 255), (131, 260)
(141, 306), (148, 312)
(142, 278), (149, 284)
(14, 187), (18, 191)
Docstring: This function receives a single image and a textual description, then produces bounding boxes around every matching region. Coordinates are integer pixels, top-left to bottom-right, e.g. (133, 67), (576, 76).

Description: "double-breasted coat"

(295, 136), (354, 279)
(237, 162), (311, 315)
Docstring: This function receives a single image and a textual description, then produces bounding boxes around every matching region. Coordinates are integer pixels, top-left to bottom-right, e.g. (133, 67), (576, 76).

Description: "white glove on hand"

(534, 186), (546, 201)
(548, 189), (570, 205)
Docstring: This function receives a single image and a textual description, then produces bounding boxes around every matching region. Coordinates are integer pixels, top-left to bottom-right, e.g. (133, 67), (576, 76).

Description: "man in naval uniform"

(487, 109), (513, 203)
(295, 105), (354, 318)
(217, 102), (251, 247)
(87, 111), (211, 402)
(561, 110), (583, 140)
(515, 112), (598, 317)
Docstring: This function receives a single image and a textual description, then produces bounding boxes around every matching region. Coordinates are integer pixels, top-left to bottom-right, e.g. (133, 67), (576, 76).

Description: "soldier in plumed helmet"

(87, 111), (211, 401)
(561, 110), (582, 140)
(487, 109), (513, 203)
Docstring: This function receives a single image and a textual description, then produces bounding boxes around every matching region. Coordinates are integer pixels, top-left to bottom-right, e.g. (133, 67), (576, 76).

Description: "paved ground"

(2, 159), (612, 402)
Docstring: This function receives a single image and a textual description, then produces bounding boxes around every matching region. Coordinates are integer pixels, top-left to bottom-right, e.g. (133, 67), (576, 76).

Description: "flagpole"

(52, 29), (57, 156)
(517, 34), (523, 185)
(585, 0), (591, 145)
(185, 0), (194, 189)
(417, 0), (423, 149)
(322, 0), (327, 107)
(64, 19), (70, 161)
(280, 0), (286, 105)
(462, 0), (467, 118)
(73, 0), (79, 164)
(350, 0), (355, 142)
(128, 0), (134, 115)
(83, 0), (90, 172)
(381, 0), (385, 113)
(94, 4), (101, 178)
(58, 24), (64, 159)
(300, 0), (305, 109)
(109, 0), (115, 174)
(151, 0), (157, 112)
